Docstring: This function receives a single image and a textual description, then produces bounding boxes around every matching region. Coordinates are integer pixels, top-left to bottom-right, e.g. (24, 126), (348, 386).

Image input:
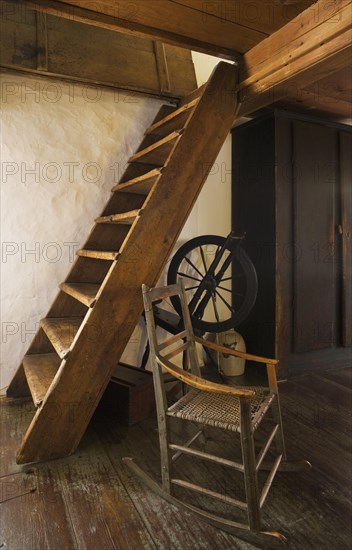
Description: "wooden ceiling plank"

(276, 96), (352, 122)
(172, 0), (318, 35)
(304, 67), (352, 104)
(59, 0), (266, 52)
(237, 0), (352, 117)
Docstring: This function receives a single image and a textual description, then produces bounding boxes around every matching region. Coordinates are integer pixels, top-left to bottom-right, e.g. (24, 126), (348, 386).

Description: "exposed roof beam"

(4, 0), (351, 120)
(6, 0), (244, 60)
(237, 0), (352, 117)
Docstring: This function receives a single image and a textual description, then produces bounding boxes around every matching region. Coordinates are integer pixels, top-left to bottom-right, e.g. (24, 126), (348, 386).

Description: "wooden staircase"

(7, 62), (238, 464)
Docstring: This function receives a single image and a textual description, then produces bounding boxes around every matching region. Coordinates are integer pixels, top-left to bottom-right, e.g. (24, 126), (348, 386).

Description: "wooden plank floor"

(1, 367), (351, 549)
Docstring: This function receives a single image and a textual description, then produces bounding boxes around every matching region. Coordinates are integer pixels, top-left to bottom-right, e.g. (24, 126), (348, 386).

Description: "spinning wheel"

(167, 232), (257, 333)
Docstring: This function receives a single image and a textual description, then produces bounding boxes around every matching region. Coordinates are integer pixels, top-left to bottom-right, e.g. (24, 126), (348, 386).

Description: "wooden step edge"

(95, 209), (141, 225)
(129, 131), (181, 163)
(23, 354), (61, 407)
(77, 249), (120, 261)
(40, 317), (83, 359)
(111, 168), (162, 193)
(145, 99), (199, 135)
(59, 282), (100, 308)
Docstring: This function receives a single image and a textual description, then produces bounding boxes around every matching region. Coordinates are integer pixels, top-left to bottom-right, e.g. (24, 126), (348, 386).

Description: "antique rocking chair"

(123, 282), (311, 548)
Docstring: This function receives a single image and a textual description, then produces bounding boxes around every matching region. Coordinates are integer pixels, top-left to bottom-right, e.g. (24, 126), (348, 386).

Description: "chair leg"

(261, 395), (312, 472)
(271, 394), (287, 461)
(240, 399), (261, 531)
(158, 414), (172, 493)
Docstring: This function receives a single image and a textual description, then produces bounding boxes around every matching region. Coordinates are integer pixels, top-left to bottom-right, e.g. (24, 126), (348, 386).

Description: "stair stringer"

(15, 62), (238, 464)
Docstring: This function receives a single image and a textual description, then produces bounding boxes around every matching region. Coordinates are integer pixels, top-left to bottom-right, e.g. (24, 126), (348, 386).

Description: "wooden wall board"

(0, 5), (37, 69)
(46, 15), (160, 91)
(0, 1), (197, 99)
(340, 131), (352, 346)
(292, 121), (337, 352)
(232, 116), (277, 358)
(232, 111), (351, 374)
(274, 116), (294, 360)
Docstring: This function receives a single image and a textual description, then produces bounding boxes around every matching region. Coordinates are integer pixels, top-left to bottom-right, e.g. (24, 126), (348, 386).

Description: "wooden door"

(293, 121), (338, 352)
(340, 131), (352, 347)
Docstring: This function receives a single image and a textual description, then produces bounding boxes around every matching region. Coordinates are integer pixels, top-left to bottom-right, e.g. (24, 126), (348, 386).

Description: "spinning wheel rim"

(167, 235), (258, 332)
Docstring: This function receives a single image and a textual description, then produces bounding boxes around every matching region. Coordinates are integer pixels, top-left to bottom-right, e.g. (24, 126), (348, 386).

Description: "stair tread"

(77, 250), (120, 260)
(23, 354), (61, 407)
(129, 132), (180, 165)
(40, 317), (83, 358)
(60, 282), (100, 308)
(112, 168), (161, 194)
(95, 209), (141, 224)
(145, 99), (198, 136)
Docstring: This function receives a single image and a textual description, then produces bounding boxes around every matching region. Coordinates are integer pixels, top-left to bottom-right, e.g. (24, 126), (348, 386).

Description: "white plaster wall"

(0, 74), (164, 390)
(180, 52), (233, 242)
(1, 54), (233, 388)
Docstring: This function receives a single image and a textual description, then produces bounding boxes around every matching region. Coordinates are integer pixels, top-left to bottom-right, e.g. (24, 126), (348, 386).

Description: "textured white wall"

(180, 53), (233, 241)
(0, 74), (164, 390)
(1, 55), (233, 388)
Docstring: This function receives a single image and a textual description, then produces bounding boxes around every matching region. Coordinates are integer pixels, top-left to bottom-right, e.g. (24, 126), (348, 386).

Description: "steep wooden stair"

(7, 62), (238, 464)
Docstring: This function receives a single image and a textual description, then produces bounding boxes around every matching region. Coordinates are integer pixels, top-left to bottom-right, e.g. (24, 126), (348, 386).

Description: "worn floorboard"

(1, 367), (351, 549)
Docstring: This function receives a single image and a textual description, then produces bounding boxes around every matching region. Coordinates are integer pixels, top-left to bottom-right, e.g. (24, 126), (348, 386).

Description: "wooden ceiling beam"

(4, 0), (351, 120)
(6, 0), (244, 60)
(237, 0), (352, 117)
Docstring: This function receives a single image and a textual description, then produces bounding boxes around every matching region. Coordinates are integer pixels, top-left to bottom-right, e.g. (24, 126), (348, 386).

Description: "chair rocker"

(123, 282), (311, 549)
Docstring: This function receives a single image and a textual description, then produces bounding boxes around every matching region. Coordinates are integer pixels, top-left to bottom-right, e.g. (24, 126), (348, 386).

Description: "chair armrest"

(156, 355), (255, 399)
(195, 336), (278, 365)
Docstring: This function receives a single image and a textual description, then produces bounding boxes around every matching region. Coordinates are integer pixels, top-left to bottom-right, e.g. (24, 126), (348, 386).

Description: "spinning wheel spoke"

(215, 289), (236, 314)
(184, 256), (204, 278)
(199, 246), (208, 274)
(177, 271), (202, 283)
(185, 285), (199, 292)
(211, 294), (221, 324)
(217, 285), (232, 293)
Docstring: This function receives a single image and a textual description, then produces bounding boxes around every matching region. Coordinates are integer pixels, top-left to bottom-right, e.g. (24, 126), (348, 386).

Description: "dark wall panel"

(232, 117), (276, 357)
(293, 121), (337, 352)
(340, 131), (352, 347)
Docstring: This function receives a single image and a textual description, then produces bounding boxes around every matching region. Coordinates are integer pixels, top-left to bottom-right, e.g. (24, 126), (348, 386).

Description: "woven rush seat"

(167, 387), (271, 432)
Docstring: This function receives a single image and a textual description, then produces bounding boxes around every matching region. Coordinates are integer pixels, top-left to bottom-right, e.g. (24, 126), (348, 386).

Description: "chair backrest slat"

(163, 342), (190, 361)
(142, 281), (201, 378)
(159, 330), (188, 351)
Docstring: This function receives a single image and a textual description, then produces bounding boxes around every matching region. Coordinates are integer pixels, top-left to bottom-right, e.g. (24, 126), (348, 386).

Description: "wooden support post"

(154, 42), (171, 94)
(36, 11), (48, 71)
